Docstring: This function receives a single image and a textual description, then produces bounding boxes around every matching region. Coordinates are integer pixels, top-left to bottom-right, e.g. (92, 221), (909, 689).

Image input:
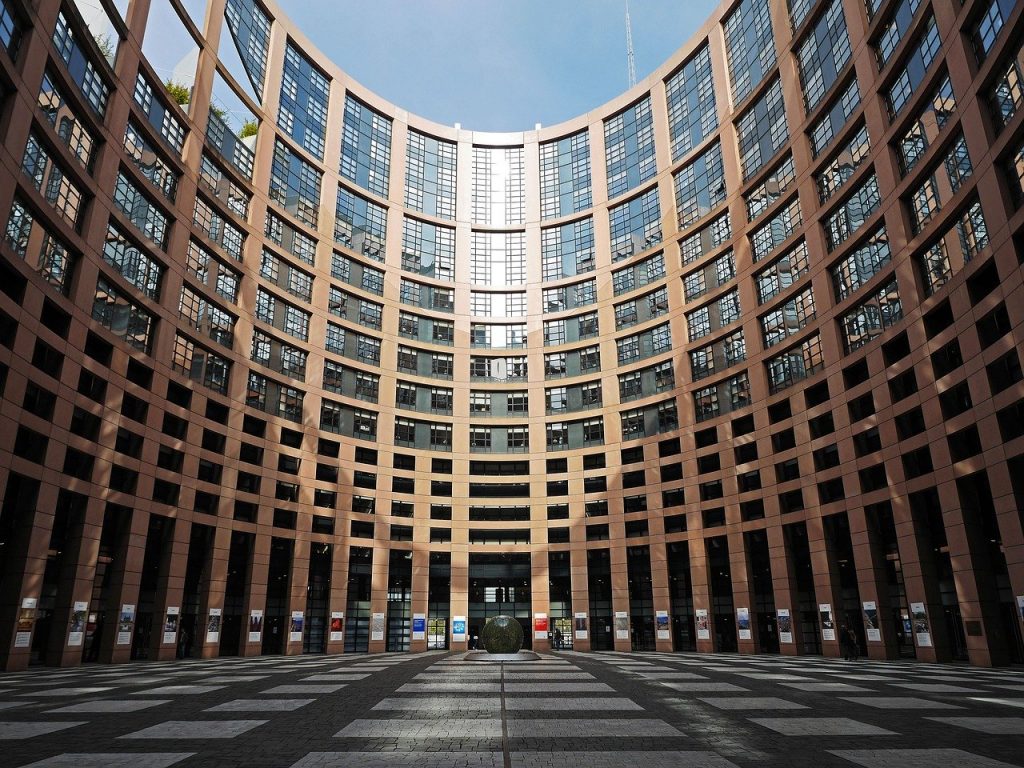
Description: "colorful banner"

(574, 612), (588, 640)
(206, 608), (222, 644)
(862, 601), (881, 642)
(370, 612), (385, 642)
(737, 607), (751, 640)
(534, 613), (549, 640)
(15, 597), (36, 648)
(248, 609), (264, 643)
(614, 611), (629, 640)
(819, 603), (835, 641)
(656, 610), (670, 640)
(68, 601), (88, 647)
(412, 613), (426, 641)
(289, 611), (304, 642)
(1017, 595), (1024, 621)
(911, 602), (932, 647)
(116, 603), (135, 646)
(777, 608), (793, 644)
(452, 616), (467, 642)
(696, 608), (710, 640)
(162, 606), (180, 645)
(329, 611), (345, 642)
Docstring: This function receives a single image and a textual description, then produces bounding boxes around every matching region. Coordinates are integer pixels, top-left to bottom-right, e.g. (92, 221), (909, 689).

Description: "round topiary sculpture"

(481, 615), (524, 654)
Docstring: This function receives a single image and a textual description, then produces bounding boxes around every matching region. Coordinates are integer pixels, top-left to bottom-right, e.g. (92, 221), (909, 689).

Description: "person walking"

(839, 624), (852, 660)
(846, 626), (859, 661)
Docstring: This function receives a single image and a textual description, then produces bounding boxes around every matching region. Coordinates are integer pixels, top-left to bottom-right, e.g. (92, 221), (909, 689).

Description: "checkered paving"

(1, 650), (1023, 766)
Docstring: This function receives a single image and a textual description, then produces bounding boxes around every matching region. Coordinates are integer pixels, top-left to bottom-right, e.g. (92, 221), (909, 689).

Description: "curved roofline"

(259, 0), (727, 141)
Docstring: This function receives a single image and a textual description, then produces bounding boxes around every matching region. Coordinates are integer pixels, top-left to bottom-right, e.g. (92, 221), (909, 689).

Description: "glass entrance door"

(468, 553), (532, 649)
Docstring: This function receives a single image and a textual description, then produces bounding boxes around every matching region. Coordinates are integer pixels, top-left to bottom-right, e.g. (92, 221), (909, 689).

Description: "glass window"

(723, 0), (776, 104)
(340, 94), (391, 197)
(665, 43), (718, 162)
(279, 41), (329, 159)
(737, 79), (788, 181)
(406, 129), (456, 219)
(604, 97), (656, 198)
(539, 130), (591, 218)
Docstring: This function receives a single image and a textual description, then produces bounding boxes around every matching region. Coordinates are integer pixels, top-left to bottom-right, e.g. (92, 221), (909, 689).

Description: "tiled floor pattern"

(0, 649), (1022, 766)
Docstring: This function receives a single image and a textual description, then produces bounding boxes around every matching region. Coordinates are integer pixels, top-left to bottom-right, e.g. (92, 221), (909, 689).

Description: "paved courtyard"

(1, 650), (1023, 766)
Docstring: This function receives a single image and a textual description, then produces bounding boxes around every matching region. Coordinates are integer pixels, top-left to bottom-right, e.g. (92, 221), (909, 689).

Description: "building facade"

(0, 0), (1023, 671)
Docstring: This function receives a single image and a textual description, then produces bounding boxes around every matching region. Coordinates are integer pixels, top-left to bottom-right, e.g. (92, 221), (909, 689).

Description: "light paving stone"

(119, 719), (266, 739)
(372, 697), (502, 712)
(398, 683), (501, 693)
(699, 697), (808, 710)
(18, 687), (113, 697)
(505, 697), (644, 711)
(841, 696), (964, 709)
(301, 674), (370, 682)
(502, 672), (594, 680)
(505, 718), (682, 737)
(829, 748), (1022, 767)
(661, 682), (749, 693)
(749, 717), (898, 736)
(779, 682), (874, 692)
(892, 683), (985, 694)
(201, 675), (268, 683)
(0, 702), (28, 710)
(18, 753), (195, 767)
(131, 685), (224, 696)
(0, 721), (86, 739)
(47, 699), (172, 713)
(969, 698), (1024, 709)
(925, 717), (1024, 734)
(733, 673), (813, 681)
(637, 672), (707, 680)
(206, 698), (314, 712)
(511, 752), (740, 768)
(261, 684), (346, 694)
(503, 682), (615, 692)
(335, 719), (504, 738)
(290, 752), (503, 767)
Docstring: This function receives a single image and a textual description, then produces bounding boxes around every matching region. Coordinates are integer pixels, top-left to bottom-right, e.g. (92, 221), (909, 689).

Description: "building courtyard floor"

(1, 649), (1023, 766)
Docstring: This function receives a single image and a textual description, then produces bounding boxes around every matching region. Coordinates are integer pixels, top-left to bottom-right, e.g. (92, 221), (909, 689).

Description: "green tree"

(238, 120), (259, 139)
(164, 79), (191, 106)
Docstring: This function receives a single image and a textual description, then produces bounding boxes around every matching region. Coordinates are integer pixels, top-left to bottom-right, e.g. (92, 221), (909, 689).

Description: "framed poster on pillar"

(614, 611), (629, 640)
(656, 610), (670, 640)
(68, 601), (88, 646)
(736, 607), (751, 640)
(695, 609), (710, 640)
(777, 608), (793, 644)
(162, 607), (180, 645)
(574, 612), (588, 640)
(330, 612), (344, 642)
(15, 597), (36, 648)
(116, 604), (135, 646)
(862, 601), (881, 642)
(819, 604), (835, 641)
(206, 608), (222, 644)
(248, 609), (264, 643)
(289, 611), (304, 642)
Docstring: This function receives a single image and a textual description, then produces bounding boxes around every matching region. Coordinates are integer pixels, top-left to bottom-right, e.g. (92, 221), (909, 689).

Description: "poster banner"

(534, 613), (549, 640)
(206, 608), (222, 644)
(1017, 595), (1024, 621)
(248, 609), (264, 643)
(329, 612), (345, 642)
(737, 607), (751, 640)
(777, 608), (793, 644)
(412, 613), (426, 641)
(289, 611), (304, 642)
(614, 611), (629, 640)
(68, 601), (88, 646)
(370, 612), (385, 642)
(574, 612), (589, 640)
(862, 601), (881, 642)
(819, 603), (836, 641)
(162, 606), (180, 645)
(452, 616), (467, 642)
(911, 602), (932, 647)
(116, 604), (136, 646)
(695, 608), (710, 640)
(15, 597), (36, 648)
(656, 610), (670, 640)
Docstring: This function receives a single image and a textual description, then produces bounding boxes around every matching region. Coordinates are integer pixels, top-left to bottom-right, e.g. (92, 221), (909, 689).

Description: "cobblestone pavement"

(1, 649), (1023, 766)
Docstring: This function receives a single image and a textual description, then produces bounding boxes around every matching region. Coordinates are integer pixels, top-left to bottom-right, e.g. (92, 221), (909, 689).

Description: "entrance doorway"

(468, 553), (532, 649)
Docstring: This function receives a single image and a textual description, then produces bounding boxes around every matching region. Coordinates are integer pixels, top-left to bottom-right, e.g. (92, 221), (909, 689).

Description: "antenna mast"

(626, 1), (637, 88)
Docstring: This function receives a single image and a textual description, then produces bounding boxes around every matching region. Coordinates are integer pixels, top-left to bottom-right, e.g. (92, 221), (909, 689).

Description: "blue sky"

(279, 0), (720, 132)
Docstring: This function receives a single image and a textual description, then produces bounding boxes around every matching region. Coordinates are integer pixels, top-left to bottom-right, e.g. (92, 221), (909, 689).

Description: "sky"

(279, 0), (720, 133)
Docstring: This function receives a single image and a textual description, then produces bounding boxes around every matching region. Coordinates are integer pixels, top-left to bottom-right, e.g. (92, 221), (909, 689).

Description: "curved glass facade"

(0, 0), (1023, 669)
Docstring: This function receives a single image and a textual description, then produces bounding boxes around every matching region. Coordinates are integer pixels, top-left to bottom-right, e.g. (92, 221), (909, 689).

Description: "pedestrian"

(846, 626), (859, 661)
(839, 624), (852, 660)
